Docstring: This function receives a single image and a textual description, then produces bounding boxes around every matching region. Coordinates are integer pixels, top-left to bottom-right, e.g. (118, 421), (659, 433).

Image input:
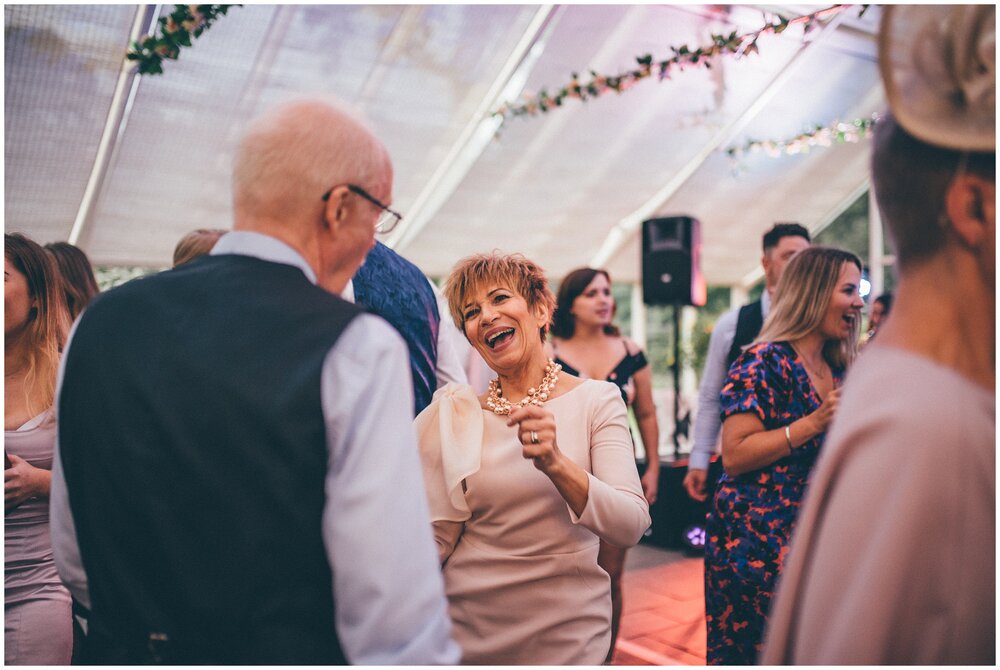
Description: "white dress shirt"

(689, 290), (771, 471)
(341, 276), (468, 390)
(50, 231), (460, 665)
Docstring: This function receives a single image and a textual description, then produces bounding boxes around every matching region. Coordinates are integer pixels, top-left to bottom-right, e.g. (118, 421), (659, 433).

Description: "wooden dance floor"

(612, 548), (707, 665)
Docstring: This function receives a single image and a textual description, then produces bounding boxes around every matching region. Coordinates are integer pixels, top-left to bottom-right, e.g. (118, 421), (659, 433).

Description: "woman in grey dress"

(5, 233), (72, 664)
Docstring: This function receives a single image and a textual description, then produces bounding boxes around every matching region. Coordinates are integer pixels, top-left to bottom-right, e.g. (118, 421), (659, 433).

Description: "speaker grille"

(641, 216), (706, 306)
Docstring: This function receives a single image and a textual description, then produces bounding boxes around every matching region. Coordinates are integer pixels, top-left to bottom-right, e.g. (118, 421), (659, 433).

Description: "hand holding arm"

(431, 520), (464, 565)
(5, 454), (51, 512)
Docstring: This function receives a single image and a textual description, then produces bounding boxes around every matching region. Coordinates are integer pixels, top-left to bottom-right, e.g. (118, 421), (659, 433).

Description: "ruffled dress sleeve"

(414, 383), (483, 562)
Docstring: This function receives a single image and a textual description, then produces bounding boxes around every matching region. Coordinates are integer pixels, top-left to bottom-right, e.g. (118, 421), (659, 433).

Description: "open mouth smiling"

(485, 327), (515, 349)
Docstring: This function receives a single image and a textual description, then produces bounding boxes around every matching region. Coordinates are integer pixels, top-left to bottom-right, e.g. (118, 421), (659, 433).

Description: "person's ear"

(760, 252), (771, 272)
(946, 173), (994, 249)
(534, 303), (551, 332)
(535, 302), (550, 323)
(322, 186), (350, 233)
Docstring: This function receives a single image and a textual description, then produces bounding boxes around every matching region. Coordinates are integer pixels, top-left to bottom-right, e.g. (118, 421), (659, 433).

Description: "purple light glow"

(685, 526), (706, 547)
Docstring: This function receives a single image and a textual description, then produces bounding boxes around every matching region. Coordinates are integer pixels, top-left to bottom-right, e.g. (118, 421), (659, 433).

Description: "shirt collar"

(341, 279), (355, 303)
(210, 231), (317, 285)
(761, 287), (772, 319)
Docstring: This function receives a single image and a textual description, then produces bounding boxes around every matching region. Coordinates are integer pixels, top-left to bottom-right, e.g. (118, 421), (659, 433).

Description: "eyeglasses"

(322, 184), (403, 235)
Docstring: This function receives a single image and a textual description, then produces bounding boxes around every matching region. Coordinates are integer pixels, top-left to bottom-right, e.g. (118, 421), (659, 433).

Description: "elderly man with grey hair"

(49, 99), (460, 664)
(762, 5), (995, 664)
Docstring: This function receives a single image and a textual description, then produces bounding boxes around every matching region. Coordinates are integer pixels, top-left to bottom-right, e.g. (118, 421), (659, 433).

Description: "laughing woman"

(704, 246), (864, 664)
(415, 252), (650, 665)
(5, 233), (72, 665)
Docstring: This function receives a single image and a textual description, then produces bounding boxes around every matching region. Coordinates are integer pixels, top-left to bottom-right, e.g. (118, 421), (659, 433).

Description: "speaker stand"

(671, 300), (682, 461)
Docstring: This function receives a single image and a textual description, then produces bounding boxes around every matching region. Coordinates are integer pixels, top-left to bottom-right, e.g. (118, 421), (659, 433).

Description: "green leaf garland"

(725, 114), (881, 167)
(492, 4), (863, 125)
(126, 5), (240, 75)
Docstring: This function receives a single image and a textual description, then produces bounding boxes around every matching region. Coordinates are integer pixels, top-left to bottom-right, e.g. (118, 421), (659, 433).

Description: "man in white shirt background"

(683, 223), (810, 501)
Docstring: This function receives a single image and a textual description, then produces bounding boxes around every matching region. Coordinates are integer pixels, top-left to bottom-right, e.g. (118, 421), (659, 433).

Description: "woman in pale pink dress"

(416, 252), (650, 664)
(5, 233), (72, 664)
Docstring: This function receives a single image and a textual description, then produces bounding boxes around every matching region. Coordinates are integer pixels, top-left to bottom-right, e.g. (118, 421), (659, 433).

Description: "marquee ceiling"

(4, 4), (884, 286)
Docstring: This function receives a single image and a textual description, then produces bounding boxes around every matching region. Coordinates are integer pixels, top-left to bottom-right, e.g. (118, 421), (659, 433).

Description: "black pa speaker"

(641, 216), (707, 306)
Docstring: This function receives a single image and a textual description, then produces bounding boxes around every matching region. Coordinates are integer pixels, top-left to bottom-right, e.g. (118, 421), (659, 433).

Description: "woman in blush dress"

(704, 246), (864, 664)
(549, 267), (660, 662)
(5, 233), (72, 665)
(415, 252), (650, 664)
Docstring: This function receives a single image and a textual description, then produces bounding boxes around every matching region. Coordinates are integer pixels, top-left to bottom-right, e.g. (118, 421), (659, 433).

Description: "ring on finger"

(530, 430), (539, 444)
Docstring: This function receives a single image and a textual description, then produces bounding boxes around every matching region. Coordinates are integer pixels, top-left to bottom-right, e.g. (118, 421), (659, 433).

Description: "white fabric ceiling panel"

(87, 4), (538, 266)
(83, 6), (278, 263)
(405, 4), (879, 282)
(5, 5), (137, 245)
(5, 4), (883, 287)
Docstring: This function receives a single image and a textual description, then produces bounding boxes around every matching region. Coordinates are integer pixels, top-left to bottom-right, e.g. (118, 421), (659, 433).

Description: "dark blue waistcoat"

(58, 254), (359, 664)
(353, 241), (439, 415)
(727, 299), (764, 369)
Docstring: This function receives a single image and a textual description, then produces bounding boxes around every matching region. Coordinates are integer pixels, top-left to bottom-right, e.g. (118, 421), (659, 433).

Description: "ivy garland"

(492, 4), (867, 124)
(725, 114), (881, 165)
(126, 5), (240, 75)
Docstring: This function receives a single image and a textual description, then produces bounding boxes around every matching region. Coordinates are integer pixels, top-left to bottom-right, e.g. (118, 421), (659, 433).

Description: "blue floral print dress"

(704, 341), (843, 665)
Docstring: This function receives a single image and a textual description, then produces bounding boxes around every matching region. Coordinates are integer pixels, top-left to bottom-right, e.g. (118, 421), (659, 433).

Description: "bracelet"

(784, 425), (794, 452)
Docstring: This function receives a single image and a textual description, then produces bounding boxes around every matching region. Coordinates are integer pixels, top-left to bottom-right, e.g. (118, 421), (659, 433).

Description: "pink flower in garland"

(154, 43), (179, 58)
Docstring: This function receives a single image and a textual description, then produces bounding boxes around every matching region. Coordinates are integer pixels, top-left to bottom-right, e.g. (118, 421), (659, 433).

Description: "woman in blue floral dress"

(704, 247), (864, 665)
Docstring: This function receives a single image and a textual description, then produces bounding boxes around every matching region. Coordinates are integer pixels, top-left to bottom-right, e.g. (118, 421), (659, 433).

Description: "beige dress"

(416, 380), (650, 665)
(761, 346), (995, 664)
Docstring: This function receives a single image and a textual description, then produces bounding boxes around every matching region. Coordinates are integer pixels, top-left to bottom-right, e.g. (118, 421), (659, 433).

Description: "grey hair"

(231, 98), (391, 225)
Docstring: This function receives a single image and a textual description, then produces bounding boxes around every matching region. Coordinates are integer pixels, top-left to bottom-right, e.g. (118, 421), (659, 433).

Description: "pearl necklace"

(486, 359), (562, 416)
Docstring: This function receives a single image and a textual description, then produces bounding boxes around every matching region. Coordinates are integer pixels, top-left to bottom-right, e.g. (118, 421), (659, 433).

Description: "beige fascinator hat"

(879, 5), (995, 152)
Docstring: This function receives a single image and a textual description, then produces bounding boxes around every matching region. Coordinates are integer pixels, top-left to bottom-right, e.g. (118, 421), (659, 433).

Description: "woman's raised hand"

(508, 404), (592, 517)
(807, 387), (842, 434)
(4, 454), (49, 513)
(508, 405), (562, 474)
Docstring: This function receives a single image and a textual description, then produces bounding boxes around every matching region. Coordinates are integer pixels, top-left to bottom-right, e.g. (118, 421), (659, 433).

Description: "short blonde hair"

(443, 252), (556, 342)
(755, 246), (863, 370)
